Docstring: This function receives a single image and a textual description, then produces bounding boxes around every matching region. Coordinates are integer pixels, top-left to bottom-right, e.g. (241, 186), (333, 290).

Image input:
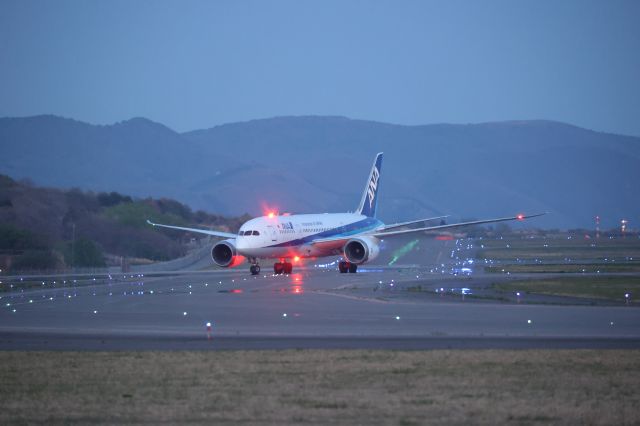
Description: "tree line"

(0, 175), (250, 272)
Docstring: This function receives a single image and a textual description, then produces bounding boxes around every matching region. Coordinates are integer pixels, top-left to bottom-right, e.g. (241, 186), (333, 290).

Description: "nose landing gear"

(249, 258), (261, 275)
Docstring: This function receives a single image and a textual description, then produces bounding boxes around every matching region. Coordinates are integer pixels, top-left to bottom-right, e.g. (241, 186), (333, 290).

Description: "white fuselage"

(234, 213), (384, 259)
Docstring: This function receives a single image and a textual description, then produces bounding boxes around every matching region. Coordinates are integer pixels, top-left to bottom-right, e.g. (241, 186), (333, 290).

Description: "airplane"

(147, 153), (544, 275)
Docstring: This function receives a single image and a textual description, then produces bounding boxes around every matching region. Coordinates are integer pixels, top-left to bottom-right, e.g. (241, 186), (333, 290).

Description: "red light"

(293, 256), (300, 262)
(516, 214), (524, 221)
(260, 202), (280, 218)
(290, 273), (304, 289)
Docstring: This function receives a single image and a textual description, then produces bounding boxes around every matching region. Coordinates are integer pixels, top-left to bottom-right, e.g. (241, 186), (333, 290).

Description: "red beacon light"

(261, 202), (279, 218)
(516, 213), (525, 221)
(293, 256), (300, 263)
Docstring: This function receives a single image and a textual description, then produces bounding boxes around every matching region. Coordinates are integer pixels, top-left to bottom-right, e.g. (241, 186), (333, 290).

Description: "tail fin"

(356, 152), (383, 217)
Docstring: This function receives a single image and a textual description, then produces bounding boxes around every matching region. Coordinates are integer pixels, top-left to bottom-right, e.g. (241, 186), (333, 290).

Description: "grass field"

(484, 263), (640, 274)
(1, 350), (639, 425)
(476, 236), (640, 262)
(493, 276), (640, 301)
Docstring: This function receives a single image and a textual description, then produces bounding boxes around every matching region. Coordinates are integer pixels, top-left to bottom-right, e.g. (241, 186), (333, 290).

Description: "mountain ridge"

(3, 114), (635, 139)
(1, 114), (638, 229)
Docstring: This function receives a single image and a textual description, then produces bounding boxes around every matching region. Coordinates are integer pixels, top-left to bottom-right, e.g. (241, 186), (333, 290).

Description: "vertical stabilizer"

(356, 153), (383, 217)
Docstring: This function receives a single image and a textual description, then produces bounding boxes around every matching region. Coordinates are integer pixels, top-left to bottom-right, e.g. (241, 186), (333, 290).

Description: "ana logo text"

(367, 166), (380, 209)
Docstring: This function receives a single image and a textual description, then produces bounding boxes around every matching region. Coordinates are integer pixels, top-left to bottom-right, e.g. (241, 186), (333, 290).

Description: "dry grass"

(484, 263), (640, 273)
(476, 237), (640, 262)
(493, 276), (640, 300)
(1, 350), (639, 425)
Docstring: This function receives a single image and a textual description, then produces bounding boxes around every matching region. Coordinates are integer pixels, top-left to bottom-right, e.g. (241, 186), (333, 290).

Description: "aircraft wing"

(378, 215), (449, 231)
(146, 219), (237, 239)
(310, 213), (545, 246)
(309, 215), (453, 247)
(370, 213), (546, 238)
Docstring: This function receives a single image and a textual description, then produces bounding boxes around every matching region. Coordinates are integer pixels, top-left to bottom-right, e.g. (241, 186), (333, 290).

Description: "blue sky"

(1, 0), (639, 135)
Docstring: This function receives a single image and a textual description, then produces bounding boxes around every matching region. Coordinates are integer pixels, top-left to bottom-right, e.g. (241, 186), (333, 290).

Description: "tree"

(60, 238), (106, 267)
(97, 191), (133, 207)
(0, 224), (46, 251)
(11, 250), (60, 271)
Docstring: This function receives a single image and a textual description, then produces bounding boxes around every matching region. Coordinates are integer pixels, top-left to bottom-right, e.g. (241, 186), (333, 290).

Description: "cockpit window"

(252, 230), (260, 236)
(239, 230), (244, 235)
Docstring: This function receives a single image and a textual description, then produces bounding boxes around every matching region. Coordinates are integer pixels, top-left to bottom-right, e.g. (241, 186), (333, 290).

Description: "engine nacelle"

(343, 236), (380, 264)
(211, 239), (244, 267)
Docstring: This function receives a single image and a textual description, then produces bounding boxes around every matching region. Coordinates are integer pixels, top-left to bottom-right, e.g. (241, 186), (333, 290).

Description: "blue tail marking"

(356, 152), (383, 218)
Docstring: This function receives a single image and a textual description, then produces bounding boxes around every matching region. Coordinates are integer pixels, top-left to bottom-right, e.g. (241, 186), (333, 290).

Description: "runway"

(1, 238), (639, 350)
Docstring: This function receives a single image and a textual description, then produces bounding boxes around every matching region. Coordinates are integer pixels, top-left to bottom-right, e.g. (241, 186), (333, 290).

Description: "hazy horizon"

(2, 113), (638, 139)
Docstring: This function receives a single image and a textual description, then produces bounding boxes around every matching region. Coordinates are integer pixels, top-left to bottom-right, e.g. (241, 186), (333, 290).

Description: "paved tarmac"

(1, 237), (639, 350)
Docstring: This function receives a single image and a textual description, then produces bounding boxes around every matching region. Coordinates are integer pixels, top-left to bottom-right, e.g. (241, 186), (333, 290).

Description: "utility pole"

(71, 223), (75, 271)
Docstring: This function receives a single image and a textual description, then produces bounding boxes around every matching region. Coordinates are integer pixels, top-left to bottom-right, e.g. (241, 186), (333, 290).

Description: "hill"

(0, 175), (248, 272)
(2, 115), (639, 229)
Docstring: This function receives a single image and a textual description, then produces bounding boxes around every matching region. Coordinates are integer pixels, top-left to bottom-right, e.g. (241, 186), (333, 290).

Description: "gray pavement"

(1, 237), (639, 350)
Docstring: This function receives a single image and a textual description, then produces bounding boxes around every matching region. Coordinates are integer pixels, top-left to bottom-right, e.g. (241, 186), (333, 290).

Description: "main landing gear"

(273, 261), (293, 275)
(250, 258), (293, 275)
(338, 261), (358, 273)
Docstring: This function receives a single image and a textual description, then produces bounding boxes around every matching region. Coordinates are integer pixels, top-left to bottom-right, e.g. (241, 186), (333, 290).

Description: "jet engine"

(211, 239), (244, 267)
(343, 236), (380, 264)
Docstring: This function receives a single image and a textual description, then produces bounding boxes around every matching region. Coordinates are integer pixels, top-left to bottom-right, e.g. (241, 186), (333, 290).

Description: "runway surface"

(1, 238), (639, 350)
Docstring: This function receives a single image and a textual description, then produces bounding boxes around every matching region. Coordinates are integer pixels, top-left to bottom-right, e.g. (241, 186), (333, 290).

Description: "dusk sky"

(1, 0), (639, 135)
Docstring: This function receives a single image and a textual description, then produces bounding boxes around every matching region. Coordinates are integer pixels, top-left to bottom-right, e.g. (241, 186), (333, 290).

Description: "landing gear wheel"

(274, 261), (293, 275)
(348, 263), (358, 273)
(274, 262), (284, 275)
(250, 264), (260, 275)
(338, 261), (349, 273)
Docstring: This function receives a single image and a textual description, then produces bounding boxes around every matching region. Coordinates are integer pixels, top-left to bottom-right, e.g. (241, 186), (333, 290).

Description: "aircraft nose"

(235, 237), (247, 250)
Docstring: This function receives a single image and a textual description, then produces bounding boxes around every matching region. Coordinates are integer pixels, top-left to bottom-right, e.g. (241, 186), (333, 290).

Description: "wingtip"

(525, 212), (547, 219)
(146, 219), (154, 226)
